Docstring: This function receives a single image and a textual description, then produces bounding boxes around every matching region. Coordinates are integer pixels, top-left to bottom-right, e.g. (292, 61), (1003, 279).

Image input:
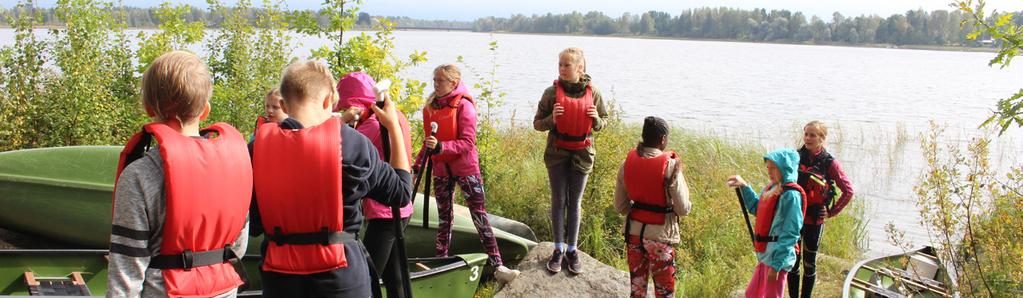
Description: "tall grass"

(420, 120), (868, 296)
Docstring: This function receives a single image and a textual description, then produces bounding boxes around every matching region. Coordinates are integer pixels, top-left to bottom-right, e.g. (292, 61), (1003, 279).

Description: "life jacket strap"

(269, 227), (354, 246)
(631, 202), (674, 213)
(148, 245), (238, 271)
(753, 234), (779, 243)
(551, 128), (591, 142)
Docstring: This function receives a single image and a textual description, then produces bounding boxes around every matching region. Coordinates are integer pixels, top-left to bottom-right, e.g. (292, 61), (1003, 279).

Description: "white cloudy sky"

(11, 0), (1023, 21)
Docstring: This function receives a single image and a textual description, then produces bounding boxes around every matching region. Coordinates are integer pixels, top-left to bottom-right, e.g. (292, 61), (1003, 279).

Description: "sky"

(9, 0), (1023, 21)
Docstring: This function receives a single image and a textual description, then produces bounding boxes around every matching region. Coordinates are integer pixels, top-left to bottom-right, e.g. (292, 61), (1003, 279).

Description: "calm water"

(3, 29), (1021, 256)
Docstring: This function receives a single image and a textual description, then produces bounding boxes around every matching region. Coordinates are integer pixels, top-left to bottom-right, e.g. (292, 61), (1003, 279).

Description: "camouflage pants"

(627, 235), (676, 298)
(433, 174), (503, 267)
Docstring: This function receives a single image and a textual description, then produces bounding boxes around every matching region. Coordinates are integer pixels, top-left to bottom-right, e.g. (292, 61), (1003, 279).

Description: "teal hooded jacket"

(740, 148), (804, 272)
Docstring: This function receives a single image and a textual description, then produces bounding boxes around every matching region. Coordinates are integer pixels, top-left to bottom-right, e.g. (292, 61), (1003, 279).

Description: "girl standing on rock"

(533, 47), (609, 274)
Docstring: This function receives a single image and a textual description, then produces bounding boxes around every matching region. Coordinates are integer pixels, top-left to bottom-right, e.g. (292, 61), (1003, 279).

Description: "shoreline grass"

(443, 122), (867, 296)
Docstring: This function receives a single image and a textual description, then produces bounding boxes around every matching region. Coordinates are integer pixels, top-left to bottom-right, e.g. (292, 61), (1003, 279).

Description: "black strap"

(631, 202), (674, 214)
(269, 227), (354, 246)
(551, 128), (591, 142)
(754, 234), (779, 243)
(149, 245), (236, 271)
(122, 130), (154, 170)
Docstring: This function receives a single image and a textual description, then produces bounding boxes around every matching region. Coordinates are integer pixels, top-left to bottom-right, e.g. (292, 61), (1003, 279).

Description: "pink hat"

(334, 71), (377, 112)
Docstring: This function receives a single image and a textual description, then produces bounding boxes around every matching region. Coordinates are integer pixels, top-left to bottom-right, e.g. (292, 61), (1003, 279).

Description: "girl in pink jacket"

(415, 64), (519, 282)
(336, 71), (414, 297)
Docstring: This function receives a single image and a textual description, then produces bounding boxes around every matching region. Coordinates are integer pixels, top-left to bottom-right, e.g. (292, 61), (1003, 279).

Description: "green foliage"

(134, 3), (205, 72)
(203, 0), (293, 135)
(955, 0), (1023, 134)
(0, 2), (47, 150)
(890, 122), (1023, 296)
(1, 0), (141, 150)
(298, 0), (428, 115)
(457, 39), (506, 183)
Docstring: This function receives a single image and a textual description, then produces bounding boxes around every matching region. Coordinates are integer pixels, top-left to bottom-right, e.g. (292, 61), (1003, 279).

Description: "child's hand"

(768, 267), (780, 281)
(341, 107), (363, 124)
(552, 103), (565, 118)
(369, 96), (399, 131)
(586, 106), (599, 120)
(726, 175), (747, 188)
(425, 136), (438, 149)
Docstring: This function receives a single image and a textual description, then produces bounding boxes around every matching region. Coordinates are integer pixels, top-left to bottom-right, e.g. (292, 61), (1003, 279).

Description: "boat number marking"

(469, 266), (480, 281)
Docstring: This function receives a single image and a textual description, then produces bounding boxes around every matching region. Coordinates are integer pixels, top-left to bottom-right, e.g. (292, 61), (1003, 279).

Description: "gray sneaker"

(566, 250), (583, 274)
(546, 248), (563, 273)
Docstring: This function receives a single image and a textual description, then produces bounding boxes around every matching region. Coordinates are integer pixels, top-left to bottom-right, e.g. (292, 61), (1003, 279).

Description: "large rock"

(496, 242), (653, 298)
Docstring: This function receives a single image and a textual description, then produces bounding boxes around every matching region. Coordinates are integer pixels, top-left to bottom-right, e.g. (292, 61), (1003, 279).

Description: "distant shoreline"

(0, 25), (998, 54)
(444, 30), (1000, 54)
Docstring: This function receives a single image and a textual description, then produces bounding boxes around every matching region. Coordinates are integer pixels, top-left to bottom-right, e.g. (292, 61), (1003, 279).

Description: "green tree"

(955, 0), (1023, 134)
(303, 0), (428, 115)
(203, 0), (294, 135)
(135, 3), (205, 72)
(0, 1), (47, 150)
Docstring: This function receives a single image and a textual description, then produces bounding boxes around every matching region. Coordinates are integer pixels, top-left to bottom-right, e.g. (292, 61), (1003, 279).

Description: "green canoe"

(0, 146), (535, 260)
(842, 246), (952, 298)
(0, 249), (488, 297)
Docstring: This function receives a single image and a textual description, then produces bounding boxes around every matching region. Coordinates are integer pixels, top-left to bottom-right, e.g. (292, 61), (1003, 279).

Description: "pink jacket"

(415, 82), (480, 177)
(337, 72), (414, 219)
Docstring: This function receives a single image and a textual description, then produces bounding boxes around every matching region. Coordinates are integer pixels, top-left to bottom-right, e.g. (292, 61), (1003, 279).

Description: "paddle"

(375, 80), (414, 298)
(735, 188), (755, 245)
(420, 122), (437, 230)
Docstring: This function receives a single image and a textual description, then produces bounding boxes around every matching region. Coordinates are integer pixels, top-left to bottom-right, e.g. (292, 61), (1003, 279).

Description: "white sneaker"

(494, 265), (520, 283)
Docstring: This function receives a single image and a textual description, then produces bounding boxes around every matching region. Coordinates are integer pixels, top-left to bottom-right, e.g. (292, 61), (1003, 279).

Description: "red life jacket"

(623, 149), (677, 225)
(797, 147), (836, 223)
(252, 116), (350, 275)
(752, 182), (807, 253)
(552, 80), (594, 150)
(423, 93), (475, 162)
(114, 122), (252, 298)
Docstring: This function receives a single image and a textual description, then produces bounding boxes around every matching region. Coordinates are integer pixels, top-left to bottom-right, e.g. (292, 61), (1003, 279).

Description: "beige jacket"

(613, 146), (692, 244)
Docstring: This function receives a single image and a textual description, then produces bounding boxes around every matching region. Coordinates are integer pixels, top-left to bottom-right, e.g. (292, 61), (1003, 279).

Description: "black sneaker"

(566, 250), (583, 274)
(546, 248), (563, 273)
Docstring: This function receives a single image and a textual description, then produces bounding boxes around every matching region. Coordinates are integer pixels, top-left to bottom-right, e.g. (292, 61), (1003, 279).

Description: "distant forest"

(0, 6), (473, 30)
(473, 8), (1023, 46)
(3, 5), (1019, 47)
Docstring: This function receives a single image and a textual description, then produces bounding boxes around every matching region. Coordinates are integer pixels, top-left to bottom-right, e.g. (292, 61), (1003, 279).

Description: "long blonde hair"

(427, 63), (461, 107)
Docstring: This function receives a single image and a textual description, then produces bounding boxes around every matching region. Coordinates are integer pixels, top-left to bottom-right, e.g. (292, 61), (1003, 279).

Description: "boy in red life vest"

(788, 120), (855, 298)
(109, 50), (252, 298)
(613, 116), (692, 298)
(533, 47), (609, 274)
(336, 71), (415, 298)
(727, 149), (806, 298)
(249, 59), (413, 297)
(414, 63), (521, 282)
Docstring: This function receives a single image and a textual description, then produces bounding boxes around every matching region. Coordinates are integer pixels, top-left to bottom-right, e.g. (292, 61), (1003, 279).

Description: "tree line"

(472, 7), (1023, 46)
(0, 5), (472, 30)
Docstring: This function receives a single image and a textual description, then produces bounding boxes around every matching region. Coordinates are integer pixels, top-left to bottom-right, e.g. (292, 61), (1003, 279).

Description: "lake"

(3, 29), (1021, 256)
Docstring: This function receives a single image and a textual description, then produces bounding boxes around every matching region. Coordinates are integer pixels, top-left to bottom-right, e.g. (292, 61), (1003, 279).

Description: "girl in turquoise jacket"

(727, 148), (805, 298)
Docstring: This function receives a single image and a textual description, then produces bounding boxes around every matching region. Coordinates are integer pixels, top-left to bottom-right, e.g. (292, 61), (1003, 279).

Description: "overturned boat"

(842, 246), (952, 298)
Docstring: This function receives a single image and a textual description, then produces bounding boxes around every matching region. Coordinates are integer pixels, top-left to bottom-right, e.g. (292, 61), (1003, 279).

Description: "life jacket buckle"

(272, 227), (284, 246)
(181, 250), (194, 271)
(320, 227), (330, 246)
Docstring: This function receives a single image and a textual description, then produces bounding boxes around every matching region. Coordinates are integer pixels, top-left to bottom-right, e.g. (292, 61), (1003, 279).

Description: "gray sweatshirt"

(108, 148), (248, 298)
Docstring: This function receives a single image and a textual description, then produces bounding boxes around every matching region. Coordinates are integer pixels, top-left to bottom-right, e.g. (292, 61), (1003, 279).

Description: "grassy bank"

(431, 121), (867, 296)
